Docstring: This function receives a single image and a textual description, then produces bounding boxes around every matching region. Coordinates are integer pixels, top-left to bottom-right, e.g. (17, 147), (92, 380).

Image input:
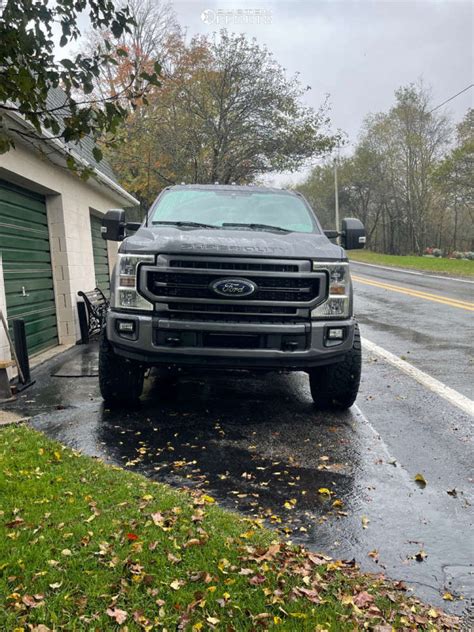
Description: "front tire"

(99, 329), (145, 404)
(309, 324), (361, 410)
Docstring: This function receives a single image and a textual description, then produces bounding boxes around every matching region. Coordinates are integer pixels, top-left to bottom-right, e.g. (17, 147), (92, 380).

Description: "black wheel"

(99, 329), (145, 404)
(309, 324), (362, 410)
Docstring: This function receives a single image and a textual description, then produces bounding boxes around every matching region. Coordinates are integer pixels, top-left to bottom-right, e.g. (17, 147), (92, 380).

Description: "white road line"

(351, 260), (474, 285)
(362, 337), (474, 418)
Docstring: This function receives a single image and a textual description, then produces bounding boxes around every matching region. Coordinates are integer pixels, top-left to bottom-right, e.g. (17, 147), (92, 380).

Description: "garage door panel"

(1, 248), (52, 264)
(0, 185), (47, 211)
(0, 201), (50, 231)
(5, 277), (55, 293)
(4, 263), (54, 278)
(24, 314), (58, 337)
(90, 214), (110, 296)
(6, 288), (56, 310)
(7, 302), (56, 320)
(0, 223), (50, 243)
(24, 324), (59, 355)
(0, 180), (58, 354)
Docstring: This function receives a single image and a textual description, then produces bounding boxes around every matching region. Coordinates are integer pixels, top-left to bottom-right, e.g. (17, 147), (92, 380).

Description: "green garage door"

(0, 180), (58, 355)
(90, 214), (110, 296)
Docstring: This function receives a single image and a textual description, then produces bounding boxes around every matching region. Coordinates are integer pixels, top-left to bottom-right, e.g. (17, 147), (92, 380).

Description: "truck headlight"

(112, 254), (155, 311)
(311, 262), (351, 319)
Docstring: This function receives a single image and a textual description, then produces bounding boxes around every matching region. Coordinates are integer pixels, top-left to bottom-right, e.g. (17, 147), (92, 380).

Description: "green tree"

(433, 109), (474, 250)
(0, 0), (161, 165)
(102, 31), (338, 206)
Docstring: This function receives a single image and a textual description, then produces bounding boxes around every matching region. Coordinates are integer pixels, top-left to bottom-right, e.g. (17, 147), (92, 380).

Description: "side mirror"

(341, 218), (366, 250)
(101, 209), (126, 241)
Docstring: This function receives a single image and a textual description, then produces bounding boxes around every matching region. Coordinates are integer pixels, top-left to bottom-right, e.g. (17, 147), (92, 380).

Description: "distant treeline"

(297, 84), (473, 255)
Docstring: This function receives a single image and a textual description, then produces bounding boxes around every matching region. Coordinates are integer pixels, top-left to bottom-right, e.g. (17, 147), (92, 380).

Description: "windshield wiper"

(222, 223), (291, 233)
(152, 220), (218, 229)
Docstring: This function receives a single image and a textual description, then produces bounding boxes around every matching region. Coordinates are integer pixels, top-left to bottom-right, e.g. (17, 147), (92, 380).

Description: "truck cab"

(99, 184), (365, 409)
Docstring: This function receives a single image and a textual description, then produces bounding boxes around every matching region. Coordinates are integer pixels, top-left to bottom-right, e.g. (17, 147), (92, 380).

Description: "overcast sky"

(172, 0), (473, 184)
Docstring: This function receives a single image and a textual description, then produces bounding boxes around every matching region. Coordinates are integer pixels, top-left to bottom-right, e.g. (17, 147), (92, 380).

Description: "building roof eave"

(2, 106), (140, 207)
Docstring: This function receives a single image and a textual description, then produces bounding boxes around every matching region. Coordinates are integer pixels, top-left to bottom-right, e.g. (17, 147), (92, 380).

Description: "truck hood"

(121, 226), (345, 260)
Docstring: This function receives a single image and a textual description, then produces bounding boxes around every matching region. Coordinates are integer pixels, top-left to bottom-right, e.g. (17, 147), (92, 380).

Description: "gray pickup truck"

(100, 184), (366, 409)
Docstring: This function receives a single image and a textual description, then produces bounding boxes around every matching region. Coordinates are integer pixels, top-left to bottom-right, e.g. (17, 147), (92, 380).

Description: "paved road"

(5, 263), (474, 620)
(351, 261), (474, 398)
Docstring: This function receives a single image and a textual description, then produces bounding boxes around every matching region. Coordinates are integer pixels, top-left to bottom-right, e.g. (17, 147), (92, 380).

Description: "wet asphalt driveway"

(3, 263), (474, 618)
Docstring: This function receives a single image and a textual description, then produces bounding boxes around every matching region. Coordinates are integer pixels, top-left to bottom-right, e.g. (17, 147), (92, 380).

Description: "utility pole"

(333, 156), (340, 243)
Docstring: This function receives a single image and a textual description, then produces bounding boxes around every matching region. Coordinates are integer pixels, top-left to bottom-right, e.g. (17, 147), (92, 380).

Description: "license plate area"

(154, 329), (307, 351)
(203, 333), (261, 349)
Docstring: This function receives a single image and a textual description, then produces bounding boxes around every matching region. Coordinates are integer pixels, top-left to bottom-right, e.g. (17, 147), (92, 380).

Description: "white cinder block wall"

(0, 139), (134, 355)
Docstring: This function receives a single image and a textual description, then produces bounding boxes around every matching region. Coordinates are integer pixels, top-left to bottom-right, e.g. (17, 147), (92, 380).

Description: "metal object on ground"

(77, 287), (109, 344)
(77, 301), (90, 345)
(13, 319), (31, 384)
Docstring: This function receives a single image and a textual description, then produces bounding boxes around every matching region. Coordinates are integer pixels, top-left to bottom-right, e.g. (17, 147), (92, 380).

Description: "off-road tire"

(99, 329), (145, 404)
(309, 324), (362, 410)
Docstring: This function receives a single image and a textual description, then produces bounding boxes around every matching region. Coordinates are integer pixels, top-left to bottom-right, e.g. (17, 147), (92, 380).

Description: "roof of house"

(46, 87), (117, 183)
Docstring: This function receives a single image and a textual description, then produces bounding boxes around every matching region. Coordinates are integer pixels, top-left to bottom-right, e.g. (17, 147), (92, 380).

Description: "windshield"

(149, 189), (319, 233)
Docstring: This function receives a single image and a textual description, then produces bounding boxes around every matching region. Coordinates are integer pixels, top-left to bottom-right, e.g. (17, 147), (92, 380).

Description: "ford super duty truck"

(99, 184), (366, 409)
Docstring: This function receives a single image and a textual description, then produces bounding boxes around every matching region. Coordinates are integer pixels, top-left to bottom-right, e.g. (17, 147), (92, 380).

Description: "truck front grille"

(138, 255), (327, 319)
(147, 271), (319, 302)
(166, 302), (297, 315)
(169, 259), (299, 273)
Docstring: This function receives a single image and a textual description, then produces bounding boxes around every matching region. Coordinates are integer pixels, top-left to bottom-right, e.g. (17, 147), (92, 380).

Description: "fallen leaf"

(361, 516), (370, 529)
(22, 594), (44, 608)
(317, 488), (333, 497)
(414, 549), (428, 562)
(106, 607), (128, 624)
(170, 579), (184, 590)
(49, 582), (62, 590)
(353, 591), (374, 608)
(5, 518), (25, 528)
(151, 512), (164, 525)
(414, 473), (427, 487)
(443, 592), (454, 601)
(126, 532), (139, 541)
(61, 548), (72, 556)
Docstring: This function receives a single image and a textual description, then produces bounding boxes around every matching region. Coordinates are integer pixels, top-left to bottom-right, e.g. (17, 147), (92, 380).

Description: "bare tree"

(80, 0), (181, 106)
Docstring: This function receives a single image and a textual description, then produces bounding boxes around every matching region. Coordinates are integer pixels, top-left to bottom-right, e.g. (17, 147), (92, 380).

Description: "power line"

(429, 83), (473, 113)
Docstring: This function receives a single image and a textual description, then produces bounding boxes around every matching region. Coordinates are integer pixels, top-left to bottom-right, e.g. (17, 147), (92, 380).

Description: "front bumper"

(106, 311), (356, 370)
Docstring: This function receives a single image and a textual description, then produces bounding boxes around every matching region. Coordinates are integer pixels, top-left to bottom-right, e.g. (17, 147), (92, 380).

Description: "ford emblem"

(210, 278), (257, 298)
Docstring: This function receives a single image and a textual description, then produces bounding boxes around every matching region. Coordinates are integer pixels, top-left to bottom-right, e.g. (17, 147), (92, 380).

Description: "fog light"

(118, 320), (135, 333)
(328, 328), (344, 340)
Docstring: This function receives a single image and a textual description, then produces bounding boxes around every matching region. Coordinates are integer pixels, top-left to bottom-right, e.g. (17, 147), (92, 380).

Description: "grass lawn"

(348, 250), (474, 277)
(0, 425), (459, 631)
